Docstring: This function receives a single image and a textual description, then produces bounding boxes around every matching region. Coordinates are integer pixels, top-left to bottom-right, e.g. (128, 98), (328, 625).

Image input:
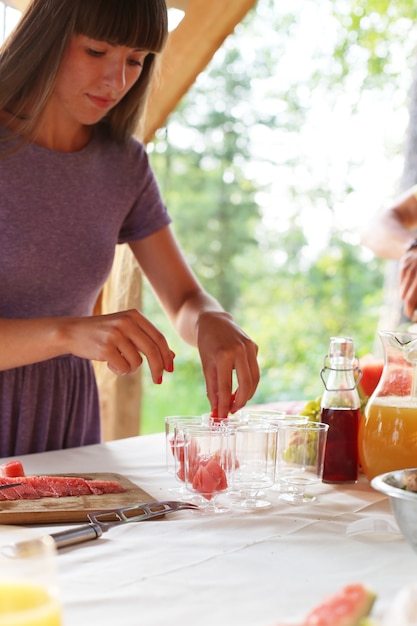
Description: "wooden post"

(143, 0), (258, 142)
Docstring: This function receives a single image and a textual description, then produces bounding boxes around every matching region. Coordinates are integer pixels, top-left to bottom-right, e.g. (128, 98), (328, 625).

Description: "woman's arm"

(129, 225), (260, 417)
(360, 189), (417, 259)
(0, 311), (174, 383)
(360, 188), (417, 319)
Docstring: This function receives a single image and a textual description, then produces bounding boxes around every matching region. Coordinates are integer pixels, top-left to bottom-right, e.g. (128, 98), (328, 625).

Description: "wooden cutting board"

(0, 473), (156, 525)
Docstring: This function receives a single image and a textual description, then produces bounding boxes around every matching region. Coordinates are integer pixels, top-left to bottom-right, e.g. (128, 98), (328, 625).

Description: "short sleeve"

(117, 140), (171, 243)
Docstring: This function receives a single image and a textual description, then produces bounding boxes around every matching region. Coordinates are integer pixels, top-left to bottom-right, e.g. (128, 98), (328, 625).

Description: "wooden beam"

(168, 0), (190, 9)
(142, 0), (258, 142)
(2, 0), (27, 10)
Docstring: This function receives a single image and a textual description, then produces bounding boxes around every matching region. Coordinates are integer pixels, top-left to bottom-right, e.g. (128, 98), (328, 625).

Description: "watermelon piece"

(26, 476), (64, 497)
(210, 390), (238, 422)
(0, 460), (25, 478)
(210, 406), (219, 421)
(178, 437), (201, 483)
(0, 477), (40, 500)
(85, 479), (125, 495)
(359, 355), (414, 401)
(274, 584), (376, 626)
(192, 456), (228, 500)
(0, 478), (26, 500)
(0, 460), (126, 499)
(358, 355), (384, 398)
(303, 584), (375, 625)
(192, 465), (218, 500)
(383, 365), (413, 396)
(176, 462), (185, 483)
(169, 433), (186, 464)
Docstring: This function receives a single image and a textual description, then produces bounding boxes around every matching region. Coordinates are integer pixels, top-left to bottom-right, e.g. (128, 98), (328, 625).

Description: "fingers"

(205, 338), (260, 419)
(106, 336), (145, 376)
(90, 310), (175, 382)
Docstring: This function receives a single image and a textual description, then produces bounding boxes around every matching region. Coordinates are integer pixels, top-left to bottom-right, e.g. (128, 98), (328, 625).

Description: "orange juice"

(0, 582), (62, 626)
(359, 396), (417, 480)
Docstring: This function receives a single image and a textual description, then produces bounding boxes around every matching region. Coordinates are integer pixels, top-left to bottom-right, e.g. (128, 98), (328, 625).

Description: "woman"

(0, 0), (259, 457)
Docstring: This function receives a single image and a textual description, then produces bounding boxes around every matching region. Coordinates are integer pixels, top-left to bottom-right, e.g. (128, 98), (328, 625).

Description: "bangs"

(74, 0), (168, 52)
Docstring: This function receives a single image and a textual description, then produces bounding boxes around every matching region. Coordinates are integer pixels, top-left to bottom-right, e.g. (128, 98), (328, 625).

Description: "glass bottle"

(359, 331), (417, 481)
(320, 336), (361, 483)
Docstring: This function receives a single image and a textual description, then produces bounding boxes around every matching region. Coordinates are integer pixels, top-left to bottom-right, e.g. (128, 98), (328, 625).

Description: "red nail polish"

(157, 376), (163, 384)
(167, 363), (174, 373)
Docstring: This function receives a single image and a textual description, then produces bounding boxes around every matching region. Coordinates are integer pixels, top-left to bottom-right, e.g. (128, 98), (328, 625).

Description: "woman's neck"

(33, 123), (92, 152)
(0, 108), (93, 152)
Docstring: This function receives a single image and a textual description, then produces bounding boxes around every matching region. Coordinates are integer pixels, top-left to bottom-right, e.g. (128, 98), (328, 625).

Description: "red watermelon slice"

(192, 456), (228, 500)
(274, 583), (376, 626)
(0, 460), (125, 499)
(358, 355), (384, 398)
(0, 460), (25, 478)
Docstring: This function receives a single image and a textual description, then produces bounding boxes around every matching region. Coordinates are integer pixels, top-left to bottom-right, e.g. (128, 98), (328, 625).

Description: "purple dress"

(0, 127), (171, 457)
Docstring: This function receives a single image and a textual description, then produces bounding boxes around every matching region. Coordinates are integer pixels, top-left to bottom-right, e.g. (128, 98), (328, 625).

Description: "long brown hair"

(0, 0), (168, 141)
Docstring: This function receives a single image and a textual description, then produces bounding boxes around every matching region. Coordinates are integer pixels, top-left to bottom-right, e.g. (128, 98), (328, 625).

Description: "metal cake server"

(49, 500), (200, 549)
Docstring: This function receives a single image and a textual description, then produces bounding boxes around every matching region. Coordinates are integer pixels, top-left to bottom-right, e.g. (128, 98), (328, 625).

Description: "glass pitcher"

(358, 330), (417, 481)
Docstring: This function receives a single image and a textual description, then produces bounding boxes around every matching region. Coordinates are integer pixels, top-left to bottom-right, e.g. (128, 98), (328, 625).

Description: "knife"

(0, 483), (22, 490)
(48, 500), (200, 549)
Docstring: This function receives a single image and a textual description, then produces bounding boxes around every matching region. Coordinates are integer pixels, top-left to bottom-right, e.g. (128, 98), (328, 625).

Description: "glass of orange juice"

(0, 533), (63, 625)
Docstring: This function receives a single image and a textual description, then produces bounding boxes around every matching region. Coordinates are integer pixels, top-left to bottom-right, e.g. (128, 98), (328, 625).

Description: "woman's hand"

(399, 251), (417, 320)
(195, 311), (259, 419)
(60, 309), (175, 383)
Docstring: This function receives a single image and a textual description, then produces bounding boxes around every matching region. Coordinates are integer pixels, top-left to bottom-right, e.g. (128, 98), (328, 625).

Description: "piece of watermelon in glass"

(192, 456), (228, 500)
(183, 425), (236, 514)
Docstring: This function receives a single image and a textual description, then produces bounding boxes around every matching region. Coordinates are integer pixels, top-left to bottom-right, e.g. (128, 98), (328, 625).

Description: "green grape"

(300, 397), (322, 422)
(283, 432), (318, 465)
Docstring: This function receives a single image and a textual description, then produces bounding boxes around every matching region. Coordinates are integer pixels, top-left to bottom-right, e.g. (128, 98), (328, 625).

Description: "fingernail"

(166, 363), (174, 373)
(157, 376), (163, 385)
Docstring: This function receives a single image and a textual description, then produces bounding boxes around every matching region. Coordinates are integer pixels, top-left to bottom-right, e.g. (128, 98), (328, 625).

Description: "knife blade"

(0, 483), (22, 490)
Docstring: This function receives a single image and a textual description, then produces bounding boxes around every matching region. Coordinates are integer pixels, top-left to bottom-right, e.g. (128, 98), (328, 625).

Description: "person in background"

(0, 0), (259, 457)
(360, 186), (417, 322)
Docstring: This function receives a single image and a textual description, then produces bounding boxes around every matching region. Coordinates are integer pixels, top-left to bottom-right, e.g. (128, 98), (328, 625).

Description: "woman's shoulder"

(90, 127), (151, 176)
(94, 125), (146, 157)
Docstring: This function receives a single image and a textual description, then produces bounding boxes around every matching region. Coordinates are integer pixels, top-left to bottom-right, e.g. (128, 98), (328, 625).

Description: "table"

(1, 433), (416, 626)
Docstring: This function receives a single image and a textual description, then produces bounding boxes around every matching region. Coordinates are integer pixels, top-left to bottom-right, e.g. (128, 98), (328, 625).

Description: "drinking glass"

(165, 415), (212, 497)
(183, 424), (236, 514)
(276, 422), (329, 504)
(264, 414), (309, 493)
(230, 422), (278, 511)
(201, 410), (243, 424)
(240, 408), (286, 422)
(0, 532), (63, 625)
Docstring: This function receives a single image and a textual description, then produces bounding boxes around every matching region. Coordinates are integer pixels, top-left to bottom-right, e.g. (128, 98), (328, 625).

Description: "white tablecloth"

(1, 434), (415, 626)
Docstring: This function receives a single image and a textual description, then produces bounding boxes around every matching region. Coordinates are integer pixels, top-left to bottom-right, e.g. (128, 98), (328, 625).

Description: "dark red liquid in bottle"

(320, 407), (360, 483)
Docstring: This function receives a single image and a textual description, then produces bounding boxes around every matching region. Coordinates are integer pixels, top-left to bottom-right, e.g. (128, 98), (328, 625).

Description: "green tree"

(140, 0), (412, 433)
